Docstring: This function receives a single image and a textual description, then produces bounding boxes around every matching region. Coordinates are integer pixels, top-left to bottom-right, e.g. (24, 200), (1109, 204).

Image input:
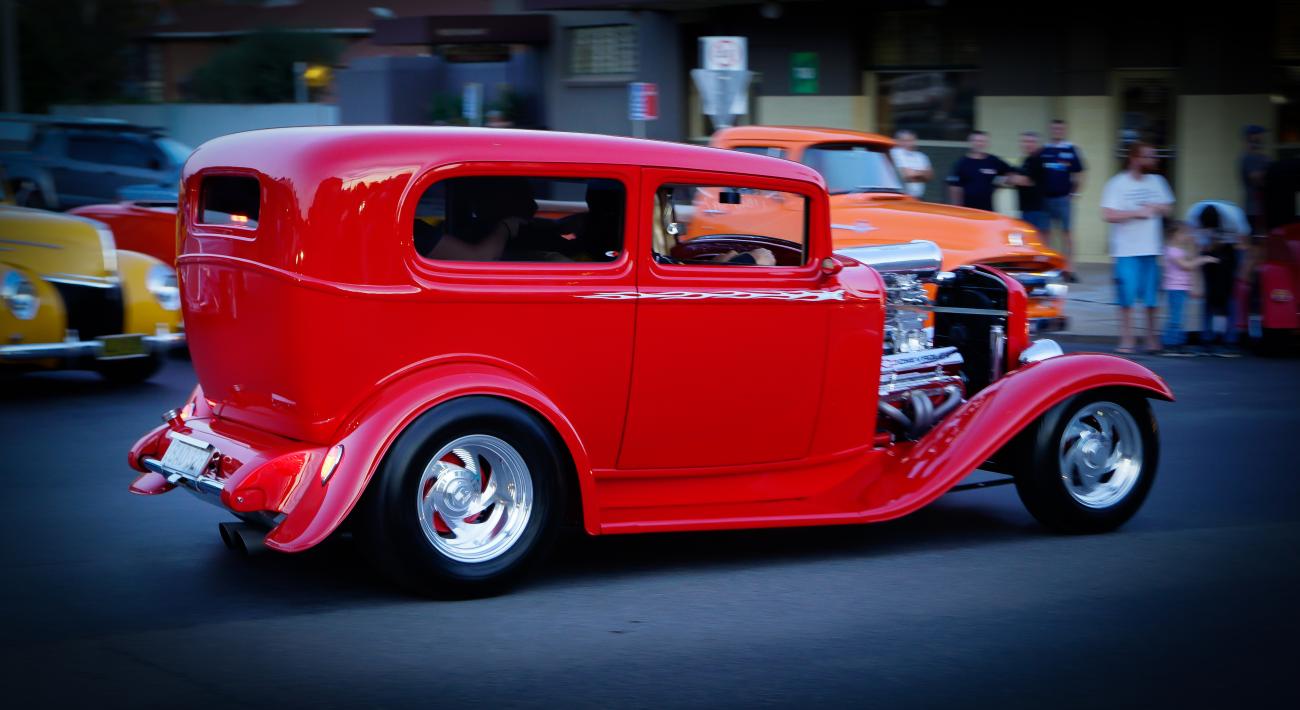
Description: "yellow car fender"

(116, 250), (183, 336)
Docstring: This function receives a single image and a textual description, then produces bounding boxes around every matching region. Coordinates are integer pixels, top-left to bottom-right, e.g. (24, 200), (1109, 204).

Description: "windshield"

(155, 137), (194, 168)
(800, 143), (905, 195)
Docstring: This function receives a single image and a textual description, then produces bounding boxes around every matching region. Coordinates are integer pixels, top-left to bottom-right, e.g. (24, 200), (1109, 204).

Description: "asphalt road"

(2, 349), (1298, 708)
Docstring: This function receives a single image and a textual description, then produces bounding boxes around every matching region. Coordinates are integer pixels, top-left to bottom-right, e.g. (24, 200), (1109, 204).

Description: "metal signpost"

(691, 36), (752, 131)
(462, 83), (483, 127)
(628, 82), (658, 138)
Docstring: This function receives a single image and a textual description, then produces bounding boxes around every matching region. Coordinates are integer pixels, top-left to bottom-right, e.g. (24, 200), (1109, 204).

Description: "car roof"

(0, 113), (162, 134)
(184, 126), (826, 188)
(715, 125), (895, 148)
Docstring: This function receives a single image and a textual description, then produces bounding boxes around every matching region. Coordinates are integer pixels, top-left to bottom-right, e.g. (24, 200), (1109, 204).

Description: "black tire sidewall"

(1014, 390), (1159, 534)
(360, 396), (565, 593)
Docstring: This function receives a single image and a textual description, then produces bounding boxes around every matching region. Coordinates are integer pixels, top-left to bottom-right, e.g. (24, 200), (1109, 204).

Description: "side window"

(652, 183), (808, 267)
(67, 135), (111, 163)
(413, 176), (625, 263)
(733, 145), (788, 159)
(105, 138), (157, 169)
(199, 175), (260, 228)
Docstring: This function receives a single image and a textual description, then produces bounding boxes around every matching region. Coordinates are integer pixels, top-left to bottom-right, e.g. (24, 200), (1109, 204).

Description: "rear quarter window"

(199, 175), (260, 228)
(413, 176), (625, 263)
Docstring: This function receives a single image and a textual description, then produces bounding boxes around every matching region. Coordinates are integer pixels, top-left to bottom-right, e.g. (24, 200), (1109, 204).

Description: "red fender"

(1256, 262), (1298, 330)
(264, 356), (598, 552)
(855, 353), (1173, 520)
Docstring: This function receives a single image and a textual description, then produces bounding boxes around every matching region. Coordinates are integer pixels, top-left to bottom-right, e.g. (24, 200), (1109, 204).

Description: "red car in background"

(70, 200), (177, 266)
(128, 127), (1172, 594)
(1249, 157), (1300, 351)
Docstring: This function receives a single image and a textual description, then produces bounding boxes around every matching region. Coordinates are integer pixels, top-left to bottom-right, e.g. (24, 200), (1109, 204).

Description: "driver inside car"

(652, 187), (777, 266)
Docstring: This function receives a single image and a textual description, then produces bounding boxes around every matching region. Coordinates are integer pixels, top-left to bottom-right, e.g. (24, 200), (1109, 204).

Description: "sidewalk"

(1055, 261), (1210, 345)
(1057, 262), (1122, 344)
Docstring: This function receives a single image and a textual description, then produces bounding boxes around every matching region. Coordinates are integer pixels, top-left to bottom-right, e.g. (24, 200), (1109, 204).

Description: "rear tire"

(95, 354), (163, 384)
(1012, 391), (1158, 534)
(355, 396), (566, 596)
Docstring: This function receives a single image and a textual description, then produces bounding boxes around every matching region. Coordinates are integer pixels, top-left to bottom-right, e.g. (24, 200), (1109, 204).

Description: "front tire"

(355, 396), (566, 596)
(1012, 391), (1158, 534)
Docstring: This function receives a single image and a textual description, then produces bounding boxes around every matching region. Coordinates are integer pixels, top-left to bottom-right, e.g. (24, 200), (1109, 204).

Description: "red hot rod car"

(128, 127), (1172, 593)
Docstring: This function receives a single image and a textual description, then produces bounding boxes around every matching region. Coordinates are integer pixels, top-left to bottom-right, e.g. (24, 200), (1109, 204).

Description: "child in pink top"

(1161, 222), (1218, 355)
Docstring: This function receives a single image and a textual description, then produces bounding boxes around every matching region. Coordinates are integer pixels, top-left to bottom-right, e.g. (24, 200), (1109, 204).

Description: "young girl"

(1161, 222), (1218, 356)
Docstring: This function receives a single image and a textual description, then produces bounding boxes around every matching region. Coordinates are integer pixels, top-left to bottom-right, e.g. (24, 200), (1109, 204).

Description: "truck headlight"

(1011, 270), (1067, 299)
(1, 270), (40, 320)
(146, 264), (180, 311)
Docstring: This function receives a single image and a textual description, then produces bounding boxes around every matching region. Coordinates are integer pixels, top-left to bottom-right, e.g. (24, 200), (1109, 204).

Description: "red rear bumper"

(128, 415), (332, 550)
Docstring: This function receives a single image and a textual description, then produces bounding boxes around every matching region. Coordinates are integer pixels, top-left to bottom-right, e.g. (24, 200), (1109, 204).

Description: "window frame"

(641, 167), (826, 285)
(403, 162), (637, 284)
(187, 169), (263, 240)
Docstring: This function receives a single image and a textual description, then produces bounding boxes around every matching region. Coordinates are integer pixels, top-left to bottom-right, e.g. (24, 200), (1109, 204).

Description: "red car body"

(128, 127), (1171, 589)
(69, 201), (177, 266)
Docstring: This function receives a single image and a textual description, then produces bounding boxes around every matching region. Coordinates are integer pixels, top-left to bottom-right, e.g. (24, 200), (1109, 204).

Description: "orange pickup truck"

(712, 126), (1068, 332)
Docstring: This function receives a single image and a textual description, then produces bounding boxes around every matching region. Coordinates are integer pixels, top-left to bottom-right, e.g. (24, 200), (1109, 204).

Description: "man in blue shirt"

(1039, 119), (1087, 281)
(947, 130), (1012, 212)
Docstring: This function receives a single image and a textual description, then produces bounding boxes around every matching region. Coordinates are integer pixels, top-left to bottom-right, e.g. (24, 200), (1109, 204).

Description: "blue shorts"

(1045, 196), (1072, 232)
(1021, 210), (1050, 234)
(1114, 255), (1161, 308)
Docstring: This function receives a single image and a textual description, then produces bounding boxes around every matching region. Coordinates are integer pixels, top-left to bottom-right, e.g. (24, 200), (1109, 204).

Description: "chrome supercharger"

(838, 240), (1021, 441)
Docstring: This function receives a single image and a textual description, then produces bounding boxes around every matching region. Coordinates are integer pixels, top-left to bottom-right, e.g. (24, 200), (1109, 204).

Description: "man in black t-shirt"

(1009, 131), (1049, 234)
(947, 130), (1012, 212)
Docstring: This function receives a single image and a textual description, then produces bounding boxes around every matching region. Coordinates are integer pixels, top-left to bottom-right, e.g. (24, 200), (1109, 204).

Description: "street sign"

(791, 52), (819, 94)
(701, 36), (747, 71)
(691, 68), (751, 129)
(628, 82), (659, 121)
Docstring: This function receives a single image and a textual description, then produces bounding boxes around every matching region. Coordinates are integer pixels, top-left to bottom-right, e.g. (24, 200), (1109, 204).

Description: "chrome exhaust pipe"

(218, 522), (266, 556)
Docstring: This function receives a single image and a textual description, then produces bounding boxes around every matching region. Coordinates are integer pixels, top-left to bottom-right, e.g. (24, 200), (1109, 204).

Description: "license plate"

(160, 436), (215, 480)
(98, 335), (146, 359)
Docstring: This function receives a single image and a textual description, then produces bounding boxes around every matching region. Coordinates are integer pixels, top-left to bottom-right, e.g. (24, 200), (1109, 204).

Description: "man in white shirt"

(890, 130), (932, 199)
(1101, 141), (1175, 354)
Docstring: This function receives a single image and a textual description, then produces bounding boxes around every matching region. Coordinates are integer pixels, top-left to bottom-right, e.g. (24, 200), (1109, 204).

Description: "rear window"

(199, 175), (260, 228)
(413, 176), (625, 263)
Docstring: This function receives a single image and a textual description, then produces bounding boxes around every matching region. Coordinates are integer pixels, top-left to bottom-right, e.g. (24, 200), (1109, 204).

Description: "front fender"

(265, 358), (597, 552)
(116, 249), (183, 335)
(860, 353), (1172, 518)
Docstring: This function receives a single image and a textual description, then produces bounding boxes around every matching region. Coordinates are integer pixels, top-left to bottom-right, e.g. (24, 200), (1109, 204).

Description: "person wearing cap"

(1240, 125), (1270, 234)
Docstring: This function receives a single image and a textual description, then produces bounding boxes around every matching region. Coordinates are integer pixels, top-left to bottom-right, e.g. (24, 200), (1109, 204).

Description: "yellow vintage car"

(0, 191), (184, 382)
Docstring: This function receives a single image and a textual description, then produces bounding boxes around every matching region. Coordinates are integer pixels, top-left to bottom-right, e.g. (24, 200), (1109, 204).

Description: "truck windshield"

(801, 143), (904, 195)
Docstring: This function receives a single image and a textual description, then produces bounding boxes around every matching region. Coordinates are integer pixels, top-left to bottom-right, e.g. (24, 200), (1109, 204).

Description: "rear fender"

(861, 353), (1172, 517)
(265, 357), (595, 552)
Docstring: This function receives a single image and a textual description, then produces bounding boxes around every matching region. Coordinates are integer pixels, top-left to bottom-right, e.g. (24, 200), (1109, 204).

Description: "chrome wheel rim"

(1059, 402), (1143, 509)
(417, 434), (533, 563)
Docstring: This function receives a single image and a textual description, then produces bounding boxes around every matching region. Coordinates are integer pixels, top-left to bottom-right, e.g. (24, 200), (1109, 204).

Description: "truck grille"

(49, 280), (125, 340)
